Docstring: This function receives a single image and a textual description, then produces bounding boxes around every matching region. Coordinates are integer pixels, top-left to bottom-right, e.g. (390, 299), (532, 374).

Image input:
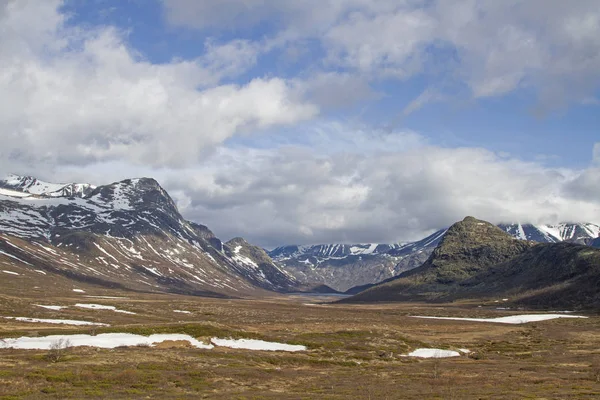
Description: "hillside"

(461, 242), (600, 309)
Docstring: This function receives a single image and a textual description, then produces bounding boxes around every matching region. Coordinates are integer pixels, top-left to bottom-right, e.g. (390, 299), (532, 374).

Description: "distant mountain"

(344, 217), (600, 309)
(0, 175), (297, 297)
(498, 223), (600, 245)
(268, 229), (446, 292)
(0, 174), (95, 198)
(591, 237), (600, 248)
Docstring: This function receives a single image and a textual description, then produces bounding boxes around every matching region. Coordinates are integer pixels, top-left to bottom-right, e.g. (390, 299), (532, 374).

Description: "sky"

(1, 0), (599, 248)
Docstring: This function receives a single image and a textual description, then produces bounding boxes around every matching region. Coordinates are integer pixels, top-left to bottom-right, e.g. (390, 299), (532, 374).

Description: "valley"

(0, 288), (599, 399)
(1, 175), (600, 399)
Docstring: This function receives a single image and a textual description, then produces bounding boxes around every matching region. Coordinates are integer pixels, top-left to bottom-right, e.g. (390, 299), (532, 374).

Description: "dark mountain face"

(0, 175), (296, 296)
(591, 237), (600, 248)
(460, 242), (600, 309)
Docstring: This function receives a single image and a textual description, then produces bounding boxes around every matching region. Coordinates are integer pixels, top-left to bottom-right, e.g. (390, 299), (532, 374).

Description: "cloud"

(133, 125), (600, 248)
(594, 143), (600, 164)
(0, 0), (317, 172)
(402, 88), (445, 116)
(298, 72), (381, 109)
(163, 0), (600, 106)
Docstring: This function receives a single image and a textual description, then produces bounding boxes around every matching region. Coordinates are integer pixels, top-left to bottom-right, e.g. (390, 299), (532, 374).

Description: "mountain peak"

(0, 174), (95, 198)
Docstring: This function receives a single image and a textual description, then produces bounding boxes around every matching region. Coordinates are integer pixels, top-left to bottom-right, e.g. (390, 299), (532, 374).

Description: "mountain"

(498, 223), (600, 244)
(0, 175), (297, 297)
(344, 217), (600, 309)
(268, 229), (446, 292)
(591, 237), (600, 248)
(0, 174), (95, 198)
(346, 217), (533, 302)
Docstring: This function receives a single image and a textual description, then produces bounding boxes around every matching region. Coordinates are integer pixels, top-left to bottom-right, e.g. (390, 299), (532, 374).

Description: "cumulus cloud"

(163, 0), (600, 105)
(0, 0), (317, 171)
(137, 126), (600, 248)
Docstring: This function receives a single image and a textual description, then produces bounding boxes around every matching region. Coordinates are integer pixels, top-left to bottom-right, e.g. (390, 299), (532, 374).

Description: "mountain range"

(270, 222), (600, 292)
(2, 174), (599, 306)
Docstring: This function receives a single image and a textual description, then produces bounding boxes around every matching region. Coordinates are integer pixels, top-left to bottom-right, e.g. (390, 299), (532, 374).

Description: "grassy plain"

(0, 289), (599, 399)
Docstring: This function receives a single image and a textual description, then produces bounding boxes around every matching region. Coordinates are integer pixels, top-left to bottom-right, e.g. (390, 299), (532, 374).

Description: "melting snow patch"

(36, 305), (68, 311)
(411, 314), (588, 324)
(2, 270), (19, 276)
(0, 333), (211, 350)
(174, 310), (192, 314)
(75, 304), (136, 315)
(3, 317), (108, 326)
(210, 338), (306, 352)
(407, 349), (461, 358)
(72, 289), (85, 293)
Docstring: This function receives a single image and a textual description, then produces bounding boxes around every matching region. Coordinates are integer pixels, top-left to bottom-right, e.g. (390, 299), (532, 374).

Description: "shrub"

(46, 339), (72, 363)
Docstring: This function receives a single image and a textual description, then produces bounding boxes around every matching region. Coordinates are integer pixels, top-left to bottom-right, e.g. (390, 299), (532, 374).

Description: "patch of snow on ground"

(36, 305), (68, 311)
(72, 289), (85, 293)
(210, 338), (306, 352)
(411, 314), (588, 324)
(3, 317), (108, 326)
(75, 304), (136, 315)
(407, 349), (461, 358)
(174, 310), (192, 314)
(0, 333), (212, 350)
(2, 270), (19, 275)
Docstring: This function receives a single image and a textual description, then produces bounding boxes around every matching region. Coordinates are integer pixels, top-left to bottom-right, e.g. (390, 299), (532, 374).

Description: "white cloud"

(594, 143), (600, 164)
(163, 0), (600, 105)
(0, 0), (317, 172)
(132, 125), (599, 248)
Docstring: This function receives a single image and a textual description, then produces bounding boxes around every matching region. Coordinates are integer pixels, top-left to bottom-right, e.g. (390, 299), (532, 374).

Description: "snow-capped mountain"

(0, 175), (297, 296)
(498, 223), (600, 244)
(0, 174), (96, 198)
(268, 229), (446, 292)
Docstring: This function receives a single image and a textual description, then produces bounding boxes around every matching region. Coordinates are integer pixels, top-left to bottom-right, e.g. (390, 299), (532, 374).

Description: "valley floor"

(0, 288), (599, 399)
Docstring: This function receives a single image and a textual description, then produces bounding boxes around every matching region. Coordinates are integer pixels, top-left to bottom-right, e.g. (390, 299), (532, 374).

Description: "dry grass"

(0, 290), (599, 399)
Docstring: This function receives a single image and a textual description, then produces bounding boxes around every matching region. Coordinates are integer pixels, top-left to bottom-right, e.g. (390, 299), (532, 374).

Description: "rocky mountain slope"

(268, 229), (446, 292)
(0, 175), (297, 297)
(272, 222), (599, 292)
(345, 217), (600, 309)
(498, 223), (600, 244)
